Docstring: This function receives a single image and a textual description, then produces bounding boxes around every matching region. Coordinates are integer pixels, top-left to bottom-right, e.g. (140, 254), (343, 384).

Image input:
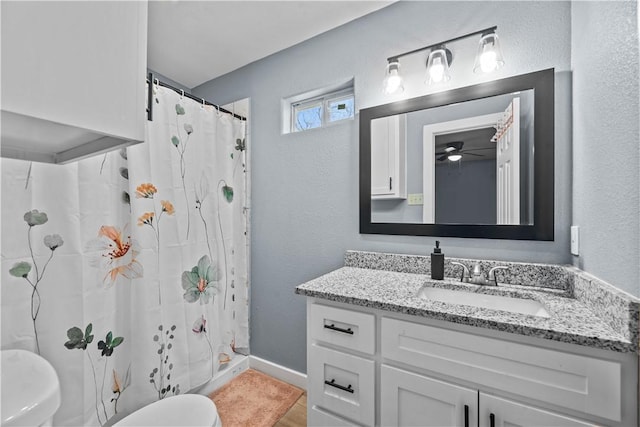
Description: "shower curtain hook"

(154, 78), (159, 88)
(201, 99), (205, 110)
(180, 89), (184, 99)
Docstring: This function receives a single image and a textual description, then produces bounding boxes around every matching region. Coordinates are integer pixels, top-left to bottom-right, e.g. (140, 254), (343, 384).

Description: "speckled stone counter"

(296, 251), (640, 354)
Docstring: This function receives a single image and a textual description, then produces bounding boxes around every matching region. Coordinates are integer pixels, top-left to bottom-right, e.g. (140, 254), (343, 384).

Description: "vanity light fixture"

(383, 26), (503, 93)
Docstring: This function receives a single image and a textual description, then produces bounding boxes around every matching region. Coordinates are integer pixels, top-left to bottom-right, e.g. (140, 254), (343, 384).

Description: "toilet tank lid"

(1, 349), (61, 426)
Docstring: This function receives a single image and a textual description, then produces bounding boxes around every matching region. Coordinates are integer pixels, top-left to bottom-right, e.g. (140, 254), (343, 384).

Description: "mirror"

(360, 69), (554, 240)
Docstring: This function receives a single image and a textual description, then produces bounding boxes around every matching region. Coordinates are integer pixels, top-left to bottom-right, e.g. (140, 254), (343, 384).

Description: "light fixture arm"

(386, 26), (498, 63)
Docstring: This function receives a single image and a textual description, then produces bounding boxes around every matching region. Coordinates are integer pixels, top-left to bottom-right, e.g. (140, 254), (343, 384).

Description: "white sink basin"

(417, 286), (550, 318)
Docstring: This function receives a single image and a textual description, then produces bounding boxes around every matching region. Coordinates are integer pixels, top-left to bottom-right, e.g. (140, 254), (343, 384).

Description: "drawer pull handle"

(323, 324), (354, 335)
(490, 413), (495, 427)
(464, 405), (469, 427)
(324, 379), (354, 393)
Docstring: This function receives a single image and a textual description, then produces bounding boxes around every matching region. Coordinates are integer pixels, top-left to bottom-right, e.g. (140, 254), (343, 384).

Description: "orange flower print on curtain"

(86, 225), (143, 288)
(135, 183), (175, 245)
(135, 182), (175, 304)
(135, 183), (157, 199)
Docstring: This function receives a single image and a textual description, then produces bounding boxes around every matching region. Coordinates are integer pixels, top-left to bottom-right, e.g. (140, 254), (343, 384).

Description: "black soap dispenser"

(431, 240), (444, 280)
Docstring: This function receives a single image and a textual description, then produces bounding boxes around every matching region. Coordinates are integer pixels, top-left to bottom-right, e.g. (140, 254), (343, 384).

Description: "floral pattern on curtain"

(1, 86), (249, 426)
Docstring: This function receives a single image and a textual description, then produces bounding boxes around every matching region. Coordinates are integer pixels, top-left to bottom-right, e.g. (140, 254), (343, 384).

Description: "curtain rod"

(146, 73), (247, 122)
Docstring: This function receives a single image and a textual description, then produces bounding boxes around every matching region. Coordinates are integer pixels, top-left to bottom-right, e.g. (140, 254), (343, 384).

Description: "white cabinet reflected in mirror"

(360, 69), (554, 240)
(371, 114), (407, 199)
(371, 90), (534, 226)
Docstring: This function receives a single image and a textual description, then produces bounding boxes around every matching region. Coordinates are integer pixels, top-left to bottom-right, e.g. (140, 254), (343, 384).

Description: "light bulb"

(425, 48), (451, 86)
(383, 61), (404, 94)
(448, 154), (462, 162)
(429, 57), (444, 83)
(383, 71), (403, 94)
(479, 50), (498, 72)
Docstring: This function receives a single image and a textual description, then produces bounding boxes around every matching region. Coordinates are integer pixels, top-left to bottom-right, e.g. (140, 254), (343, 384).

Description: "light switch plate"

(570, 225), (579, 256)
(408, 193), (424, 205)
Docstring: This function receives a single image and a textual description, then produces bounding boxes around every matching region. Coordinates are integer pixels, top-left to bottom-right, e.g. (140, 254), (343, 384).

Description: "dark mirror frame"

(359, 68), (554, 240)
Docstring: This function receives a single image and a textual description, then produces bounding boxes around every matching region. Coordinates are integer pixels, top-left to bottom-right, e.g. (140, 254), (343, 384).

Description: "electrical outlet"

(408, 193), (424, 205)
(571, 225), (579, 256)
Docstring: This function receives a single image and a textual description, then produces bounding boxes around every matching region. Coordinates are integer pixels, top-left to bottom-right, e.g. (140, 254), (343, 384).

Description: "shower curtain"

(1, 86), (249, 426)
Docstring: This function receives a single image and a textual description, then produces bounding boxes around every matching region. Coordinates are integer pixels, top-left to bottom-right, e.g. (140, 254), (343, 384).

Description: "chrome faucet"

(451, 262), (509, 286)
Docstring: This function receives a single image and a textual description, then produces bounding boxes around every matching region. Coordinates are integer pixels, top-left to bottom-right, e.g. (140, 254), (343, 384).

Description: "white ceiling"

(147, 1), (393, 89)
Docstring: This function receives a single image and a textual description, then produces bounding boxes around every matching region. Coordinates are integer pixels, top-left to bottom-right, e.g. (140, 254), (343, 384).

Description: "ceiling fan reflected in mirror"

(436, 141), (491, 162)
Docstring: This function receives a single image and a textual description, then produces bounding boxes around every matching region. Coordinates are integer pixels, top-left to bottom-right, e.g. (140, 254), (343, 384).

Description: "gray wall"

(571, 2), (640, 297)
(193, 1), (573, 373)
(436, 160), (496, 224)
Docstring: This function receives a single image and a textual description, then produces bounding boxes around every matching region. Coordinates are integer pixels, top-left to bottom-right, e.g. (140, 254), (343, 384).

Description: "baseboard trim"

(192, 355), (250, 396)
(249, 355), (307, 390)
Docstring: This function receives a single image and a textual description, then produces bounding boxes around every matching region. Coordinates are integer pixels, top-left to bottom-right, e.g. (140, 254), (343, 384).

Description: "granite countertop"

(295, 266), (635, 353)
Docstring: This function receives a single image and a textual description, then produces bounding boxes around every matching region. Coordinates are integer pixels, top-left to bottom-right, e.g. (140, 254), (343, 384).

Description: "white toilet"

(1, 349), (61, 426)
(0, 349), (220, 427)
(113, 394), (222, 427)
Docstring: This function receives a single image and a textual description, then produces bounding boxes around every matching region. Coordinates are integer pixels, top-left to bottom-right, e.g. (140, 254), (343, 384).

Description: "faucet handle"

(450, 262), (470, 282)
(488, 266), (509, 285)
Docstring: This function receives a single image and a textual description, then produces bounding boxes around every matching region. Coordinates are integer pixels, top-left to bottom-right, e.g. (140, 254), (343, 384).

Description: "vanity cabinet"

(370, 114), (406, 199)
(306, 300), (636, 426)
(1, 1), (148, 164)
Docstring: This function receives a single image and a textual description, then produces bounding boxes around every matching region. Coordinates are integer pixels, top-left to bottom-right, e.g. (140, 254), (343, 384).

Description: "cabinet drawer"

(381, 317), (622, 422)
(310, 303), (375, 355)
(308, 406), (360, 427)
(308, 344), (375, 426)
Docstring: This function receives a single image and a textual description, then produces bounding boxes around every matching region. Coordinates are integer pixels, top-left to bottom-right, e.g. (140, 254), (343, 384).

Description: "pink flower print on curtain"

(86, 225), (143, 287)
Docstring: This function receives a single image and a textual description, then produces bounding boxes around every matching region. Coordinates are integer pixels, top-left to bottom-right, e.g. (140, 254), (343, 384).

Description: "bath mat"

(209, 369), (304, 427)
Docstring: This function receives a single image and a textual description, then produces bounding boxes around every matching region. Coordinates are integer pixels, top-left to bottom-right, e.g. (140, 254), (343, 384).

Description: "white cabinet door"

(479, 393), (596, 427)
(371, 114), (406, 199)
(381, 365), (478, 427)
(1, 1), (147, 163)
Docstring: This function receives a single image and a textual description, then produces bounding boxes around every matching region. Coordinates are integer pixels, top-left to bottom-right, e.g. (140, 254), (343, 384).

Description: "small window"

(285, 84), (355, 134)
(293, 100), (323, 132)
(327, 95), (355, 123)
